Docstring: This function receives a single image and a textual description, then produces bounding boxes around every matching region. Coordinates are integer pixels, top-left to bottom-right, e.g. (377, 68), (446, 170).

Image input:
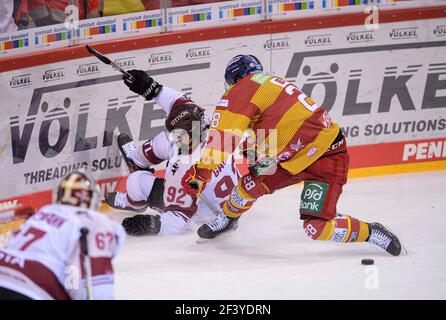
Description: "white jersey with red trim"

(0, 204), (125, 300)
(158, 143), (239, 235)
(129, 86), (239, 235)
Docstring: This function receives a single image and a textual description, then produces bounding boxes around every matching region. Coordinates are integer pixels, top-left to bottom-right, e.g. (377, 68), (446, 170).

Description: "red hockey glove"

(181, 165), (212, 196)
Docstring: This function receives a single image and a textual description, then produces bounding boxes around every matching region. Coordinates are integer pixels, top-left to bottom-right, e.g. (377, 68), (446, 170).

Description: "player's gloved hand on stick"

(123, 69), (163, 100)
(181, 165), (212, 196)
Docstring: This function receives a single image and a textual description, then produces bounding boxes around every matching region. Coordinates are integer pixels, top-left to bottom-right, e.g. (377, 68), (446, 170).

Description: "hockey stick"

(80, 227), (94, 300)
(198, 191), (220, 216)
(85, 45), (135, 83)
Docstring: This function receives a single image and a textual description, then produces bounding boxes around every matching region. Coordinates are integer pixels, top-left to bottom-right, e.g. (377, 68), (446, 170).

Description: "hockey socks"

(222, 184), (256, 218)
(303, 214), (370, 243)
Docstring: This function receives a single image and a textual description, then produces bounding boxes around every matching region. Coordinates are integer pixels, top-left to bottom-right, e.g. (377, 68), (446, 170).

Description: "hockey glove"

(122, 214), (161, 236)
(181, 165), (212, 196)
(123, 69), (163, 100)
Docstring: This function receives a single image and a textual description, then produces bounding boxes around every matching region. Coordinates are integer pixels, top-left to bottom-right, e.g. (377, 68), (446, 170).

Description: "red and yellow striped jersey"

(197, 72), (340, 175)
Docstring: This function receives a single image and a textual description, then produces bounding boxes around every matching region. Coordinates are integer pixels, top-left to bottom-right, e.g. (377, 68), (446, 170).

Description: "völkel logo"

(304, 34), (332, 47)
(389, 27), (418, 40)
(346, 31), (374, 43)
(76, 62), (100, 76)
(148, 52), (173, 65)
(9, 74), (32, 89)
(264, 38), (291, 50)
(43, 68), (65, 82)
(186, 47), (211, 60)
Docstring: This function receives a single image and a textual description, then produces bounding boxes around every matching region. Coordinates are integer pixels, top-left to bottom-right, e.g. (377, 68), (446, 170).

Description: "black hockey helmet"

(224, 54), (263, 87)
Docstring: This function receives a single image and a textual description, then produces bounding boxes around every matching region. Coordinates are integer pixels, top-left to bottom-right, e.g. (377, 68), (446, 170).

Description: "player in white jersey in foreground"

(104, 69), (239, 236)
(0, 171), (125, 300)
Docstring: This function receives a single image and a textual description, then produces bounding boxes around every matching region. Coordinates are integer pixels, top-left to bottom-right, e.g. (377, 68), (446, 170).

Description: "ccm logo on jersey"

(216, 99), (229, 108)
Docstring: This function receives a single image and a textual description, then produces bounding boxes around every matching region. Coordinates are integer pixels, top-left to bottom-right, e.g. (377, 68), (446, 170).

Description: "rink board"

(0, 6), (445, 208)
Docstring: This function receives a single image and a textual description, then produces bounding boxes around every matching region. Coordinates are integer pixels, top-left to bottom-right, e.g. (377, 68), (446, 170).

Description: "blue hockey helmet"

(224, 55), (263, 86)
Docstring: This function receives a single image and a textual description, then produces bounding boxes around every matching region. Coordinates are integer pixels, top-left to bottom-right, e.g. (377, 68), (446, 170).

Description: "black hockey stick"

(85, 44), (135, 83)
(80, 227), (94, 300)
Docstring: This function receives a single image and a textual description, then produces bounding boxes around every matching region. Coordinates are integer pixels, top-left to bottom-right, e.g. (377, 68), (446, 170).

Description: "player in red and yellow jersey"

(182, 55), (403, 256)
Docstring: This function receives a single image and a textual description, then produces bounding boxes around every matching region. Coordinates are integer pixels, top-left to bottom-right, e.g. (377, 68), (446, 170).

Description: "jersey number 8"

(211, 112), (221, 128)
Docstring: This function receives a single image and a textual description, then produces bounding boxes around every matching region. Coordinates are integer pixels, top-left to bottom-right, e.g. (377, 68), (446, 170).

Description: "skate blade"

(385, 225), (408, 256)
(400, 243), (408, 256)
(195, 227), (237, 244)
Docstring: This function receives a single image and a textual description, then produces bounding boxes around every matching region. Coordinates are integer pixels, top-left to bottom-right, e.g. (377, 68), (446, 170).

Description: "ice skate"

(367, 223), (404, 256)
(104, 192), (148, 213)
(197, 212), (239, 242)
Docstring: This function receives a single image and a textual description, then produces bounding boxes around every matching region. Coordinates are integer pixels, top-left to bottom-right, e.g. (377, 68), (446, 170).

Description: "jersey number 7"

(18, 227), (46, 251)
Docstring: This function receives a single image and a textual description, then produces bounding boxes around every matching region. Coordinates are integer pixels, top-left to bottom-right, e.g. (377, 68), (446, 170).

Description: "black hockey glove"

(123, 69), (163, 100)
(122, 214), (161, 236)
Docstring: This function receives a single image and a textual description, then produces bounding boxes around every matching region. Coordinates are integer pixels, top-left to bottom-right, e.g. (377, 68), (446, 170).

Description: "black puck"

(361, 259), (374, 265)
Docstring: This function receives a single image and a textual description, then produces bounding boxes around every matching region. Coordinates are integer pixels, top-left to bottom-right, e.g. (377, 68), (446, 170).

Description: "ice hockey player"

(181, 54), (403, 256)
(104, 69), (239, 236)
(0, 171), (125, 300)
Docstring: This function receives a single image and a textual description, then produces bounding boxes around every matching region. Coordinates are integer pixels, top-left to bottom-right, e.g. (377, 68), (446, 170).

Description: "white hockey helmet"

(55, 170), (101, 210)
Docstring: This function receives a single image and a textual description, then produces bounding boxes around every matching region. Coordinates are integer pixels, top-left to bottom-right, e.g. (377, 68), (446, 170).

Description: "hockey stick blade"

(196, 227), (238, 244)
(86, 44), (111, 64)
(85, 45), (135, 83)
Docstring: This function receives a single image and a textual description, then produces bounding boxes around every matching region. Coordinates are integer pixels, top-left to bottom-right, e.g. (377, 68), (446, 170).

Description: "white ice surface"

(110, 171), (446, 299)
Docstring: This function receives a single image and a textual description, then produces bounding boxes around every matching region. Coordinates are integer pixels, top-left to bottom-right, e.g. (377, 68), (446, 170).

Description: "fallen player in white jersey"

(104, 69), (239, 236)
(0, 171), (125, 300)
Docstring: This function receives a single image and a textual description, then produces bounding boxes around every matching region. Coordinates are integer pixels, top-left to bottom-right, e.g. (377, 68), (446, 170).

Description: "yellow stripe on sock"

(236, 184), (256, 201)
(317, 220), (335, 240)
(357, 221), (370, 242)
(342, 215), (352, 243)
(223, 202), (242, 218)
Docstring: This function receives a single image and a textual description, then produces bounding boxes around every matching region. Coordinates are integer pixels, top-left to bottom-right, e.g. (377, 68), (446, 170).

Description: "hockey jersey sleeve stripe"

(139, 141), (164, 165)
(80, 255), (113, 278)
(0, 250), (70, 300)
(171, 96), (193, 109)
(136, 131), (172, 166)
